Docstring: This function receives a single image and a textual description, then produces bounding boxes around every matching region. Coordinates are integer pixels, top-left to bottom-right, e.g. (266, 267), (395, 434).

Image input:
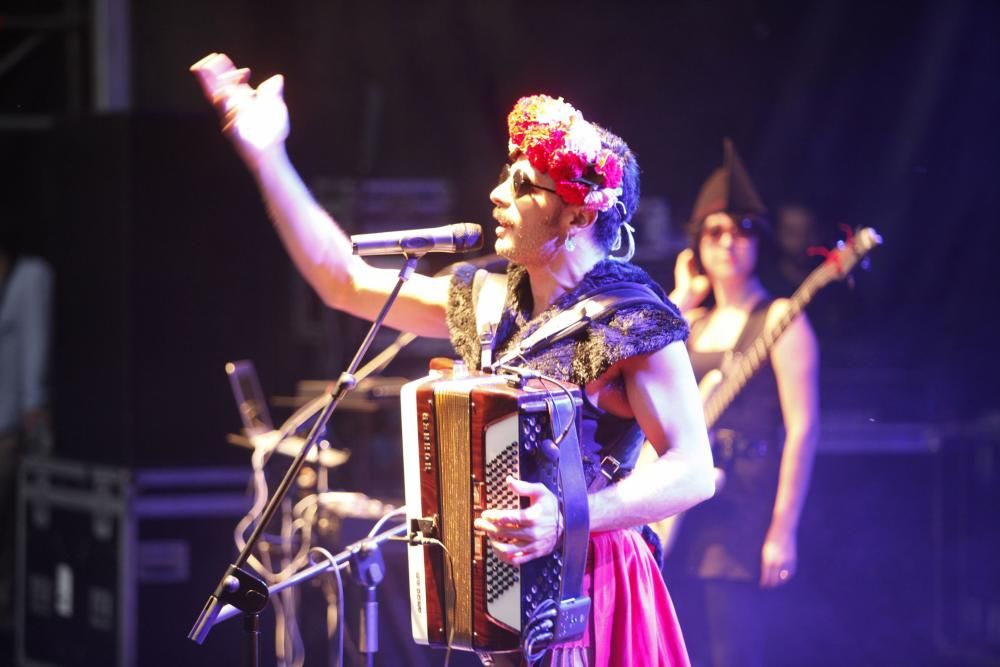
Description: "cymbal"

(226, 431), (350, 468)
(314, 491), (397, 520)
(272, 376), (410, 411)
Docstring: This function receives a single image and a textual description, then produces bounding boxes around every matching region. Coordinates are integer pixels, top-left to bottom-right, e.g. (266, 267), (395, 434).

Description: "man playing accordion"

(191, 54), (715, 666)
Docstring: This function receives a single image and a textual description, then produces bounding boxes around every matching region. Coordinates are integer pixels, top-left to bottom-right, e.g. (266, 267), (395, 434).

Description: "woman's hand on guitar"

(474, 476), (563, 566)
(190, 53), (289, 167)
(670, 249), (711, 312)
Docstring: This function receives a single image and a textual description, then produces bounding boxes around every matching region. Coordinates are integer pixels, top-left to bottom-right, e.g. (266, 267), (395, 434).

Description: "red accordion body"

(400, 366), (582, 653)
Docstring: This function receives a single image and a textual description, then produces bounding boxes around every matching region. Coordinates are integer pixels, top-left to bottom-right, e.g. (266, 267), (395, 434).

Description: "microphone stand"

(188, 254), (422, 666)
(347, 536), (386, 667)
(212, 523), (407, 625)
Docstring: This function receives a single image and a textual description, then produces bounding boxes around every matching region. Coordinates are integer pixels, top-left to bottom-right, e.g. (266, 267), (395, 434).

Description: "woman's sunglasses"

(499, 163), (558, 199)
(702, 216), (761, 243)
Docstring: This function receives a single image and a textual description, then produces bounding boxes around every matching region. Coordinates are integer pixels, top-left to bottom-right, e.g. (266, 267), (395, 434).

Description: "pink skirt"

(550, 529), (691, 667)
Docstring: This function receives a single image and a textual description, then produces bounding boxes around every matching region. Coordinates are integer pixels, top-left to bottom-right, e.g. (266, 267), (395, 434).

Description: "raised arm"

(189, 53), (452, 338)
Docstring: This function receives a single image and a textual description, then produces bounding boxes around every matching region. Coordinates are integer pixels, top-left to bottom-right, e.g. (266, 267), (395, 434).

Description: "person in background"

(0, 221), (54, 633)
(771, 201), (824, 294)
(662, 139), (820, 667)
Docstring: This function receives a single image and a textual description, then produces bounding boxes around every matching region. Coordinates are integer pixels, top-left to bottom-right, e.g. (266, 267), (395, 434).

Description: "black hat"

(690, 138), (767, 224)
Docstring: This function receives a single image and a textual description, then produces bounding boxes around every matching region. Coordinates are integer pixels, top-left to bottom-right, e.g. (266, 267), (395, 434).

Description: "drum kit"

(224, 357), (410, 534)
(220, 358), (415, 666)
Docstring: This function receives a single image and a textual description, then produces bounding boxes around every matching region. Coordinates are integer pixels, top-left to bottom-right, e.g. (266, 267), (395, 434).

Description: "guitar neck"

(703, 263), (834, 428)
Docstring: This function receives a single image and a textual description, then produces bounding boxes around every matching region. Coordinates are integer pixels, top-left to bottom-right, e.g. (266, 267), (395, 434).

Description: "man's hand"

(474, 477), (563, 566)
(190, 53), (289, 166)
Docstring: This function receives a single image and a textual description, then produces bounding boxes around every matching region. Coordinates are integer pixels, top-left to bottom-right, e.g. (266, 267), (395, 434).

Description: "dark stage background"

(2, 0), (999, 665)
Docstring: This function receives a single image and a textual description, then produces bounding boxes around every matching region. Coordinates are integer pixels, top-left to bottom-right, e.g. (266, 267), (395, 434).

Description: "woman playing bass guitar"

(659, 139), (820, 667)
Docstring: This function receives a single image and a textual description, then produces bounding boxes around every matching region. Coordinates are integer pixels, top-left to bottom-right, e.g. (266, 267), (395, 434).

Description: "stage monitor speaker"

(16, 458), (262, 667)
(934, 430), (1000, 662)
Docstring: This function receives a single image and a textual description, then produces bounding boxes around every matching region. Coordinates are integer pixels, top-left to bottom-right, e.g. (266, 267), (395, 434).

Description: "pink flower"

(594, 152), (624, 190)
(583, 188), (619, 212)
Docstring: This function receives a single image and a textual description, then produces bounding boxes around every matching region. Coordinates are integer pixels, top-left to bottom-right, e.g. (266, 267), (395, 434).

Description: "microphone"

(351, 223), (483, 256)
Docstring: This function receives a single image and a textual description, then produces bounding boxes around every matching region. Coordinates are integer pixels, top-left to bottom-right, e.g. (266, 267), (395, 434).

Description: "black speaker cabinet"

(15, 457), (482, 667)
(16, 458), (257, 667)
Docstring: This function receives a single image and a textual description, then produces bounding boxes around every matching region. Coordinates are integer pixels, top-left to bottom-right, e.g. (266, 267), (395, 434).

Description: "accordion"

(400, 363), (591, 655)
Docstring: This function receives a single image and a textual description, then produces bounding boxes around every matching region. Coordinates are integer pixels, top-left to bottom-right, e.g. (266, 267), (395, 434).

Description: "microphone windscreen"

(454, 222), (484, 252)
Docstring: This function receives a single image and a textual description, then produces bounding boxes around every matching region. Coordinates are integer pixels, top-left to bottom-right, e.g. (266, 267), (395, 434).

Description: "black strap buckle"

(599, 455), (621, 481)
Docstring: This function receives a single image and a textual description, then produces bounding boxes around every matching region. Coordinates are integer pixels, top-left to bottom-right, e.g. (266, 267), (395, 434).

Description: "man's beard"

(494, 206), (563, 266)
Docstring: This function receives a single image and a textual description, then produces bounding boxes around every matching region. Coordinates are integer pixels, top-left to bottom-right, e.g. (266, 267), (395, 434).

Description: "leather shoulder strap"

(491, 284), (667, 370)
(473, 270), (508, 368)
(548, 393), (591, 645)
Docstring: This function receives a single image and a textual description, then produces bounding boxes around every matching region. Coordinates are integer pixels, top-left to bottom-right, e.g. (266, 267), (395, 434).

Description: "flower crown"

(507, 94), (624, 213)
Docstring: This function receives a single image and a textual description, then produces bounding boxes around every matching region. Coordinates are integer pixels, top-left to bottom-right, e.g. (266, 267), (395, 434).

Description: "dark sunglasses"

(499, 163), (558, 199)
(702, 216), (761, 243)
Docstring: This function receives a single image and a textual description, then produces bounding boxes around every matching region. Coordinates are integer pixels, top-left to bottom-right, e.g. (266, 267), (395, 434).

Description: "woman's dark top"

(676, 299), (785, 581)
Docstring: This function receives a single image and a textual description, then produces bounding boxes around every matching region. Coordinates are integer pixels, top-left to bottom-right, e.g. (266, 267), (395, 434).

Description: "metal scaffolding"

(0, 0), (129, 130)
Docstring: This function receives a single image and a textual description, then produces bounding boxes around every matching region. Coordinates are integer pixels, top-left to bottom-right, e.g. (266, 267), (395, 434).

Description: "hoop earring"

(610, 222), (636, 262)
(614, 200), (628, 219)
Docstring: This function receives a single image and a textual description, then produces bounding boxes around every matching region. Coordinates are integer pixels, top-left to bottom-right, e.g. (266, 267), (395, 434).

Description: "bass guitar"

(655, 227), (883, 554)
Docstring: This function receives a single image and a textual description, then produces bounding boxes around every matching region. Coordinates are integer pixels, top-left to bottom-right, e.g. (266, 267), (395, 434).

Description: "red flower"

(549, 150), (587, 183)
(525, 144), (551, 172)
(555, 181), (588, 206)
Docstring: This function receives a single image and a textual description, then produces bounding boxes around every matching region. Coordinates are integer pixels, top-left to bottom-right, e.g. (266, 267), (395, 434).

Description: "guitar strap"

(730, 298), (774, 357)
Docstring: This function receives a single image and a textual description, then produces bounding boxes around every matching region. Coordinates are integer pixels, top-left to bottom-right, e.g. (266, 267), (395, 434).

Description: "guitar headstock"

(824, 227), (883, 280)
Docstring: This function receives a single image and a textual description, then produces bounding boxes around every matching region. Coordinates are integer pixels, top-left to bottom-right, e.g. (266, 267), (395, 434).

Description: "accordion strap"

(490, 284), (667, 371)
(548, 393), (592, 643)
